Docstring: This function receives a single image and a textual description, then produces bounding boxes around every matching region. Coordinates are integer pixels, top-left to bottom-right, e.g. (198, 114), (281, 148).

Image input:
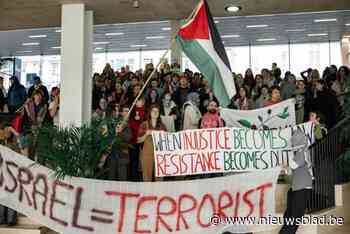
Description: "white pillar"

(170, 20), (182, 67)
(341, 37), (350, 67)
(83, 11), (93, 124)
(60, 4), (93, 127)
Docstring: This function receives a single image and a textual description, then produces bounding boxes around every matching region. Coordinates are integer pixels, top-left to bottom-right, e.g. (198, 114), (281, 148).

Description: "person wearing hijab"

(182, 92), (202, 130)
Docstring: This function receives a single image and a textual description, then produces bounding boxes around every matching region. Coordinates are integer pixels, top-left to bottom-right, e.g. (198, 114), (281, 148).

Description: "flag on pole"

(176, 0), (236, 107)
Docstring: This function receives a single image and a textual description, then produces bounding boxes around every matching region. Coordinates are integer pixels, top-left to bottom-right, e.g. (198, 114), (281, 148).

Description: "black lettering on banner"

(5, 161), (18, 193)
(32, 174), (49, 216)
(0, 153), (3, 187)
(18, 167), (34, 206)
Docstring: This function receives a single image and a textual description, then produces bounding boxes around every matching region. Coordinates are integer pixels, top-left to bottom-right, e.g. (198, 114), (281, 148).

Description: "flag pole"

(125, 39), (175, 120)
(124, 1), (202, 121)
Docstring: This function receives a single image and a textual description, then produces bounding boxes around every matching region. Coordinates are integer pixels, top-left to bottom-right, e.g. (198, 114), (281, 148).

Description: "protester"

(27, 76), (49, 104)
(233, 86), (254, 110)
(92, 97), (108, 119)
(312, 79), (339, 128)
(294, 79), (306, 124)
(137, 105), (166, 182)
(172, 76), (190, 110)
(280, 129), (313, 234)
(104, 105), (131, 181)
(254, 85), (270, 109)
(182, 92), (202, 130)
(0, 77), (7, 112)
(48, 87), (60, 126)
(199, 100), (224, 128)
(160, 92), (178, 132)
(7, 76), (26, 114)
(264, 86), (282, 107)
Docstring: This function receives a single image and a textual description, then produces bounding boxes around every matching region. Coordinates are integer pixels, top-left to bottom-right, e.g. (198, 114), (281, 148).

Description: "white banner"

(0, 145), (280, 234)
(152, 122), (314, 177)
(220, 99), (296, 129)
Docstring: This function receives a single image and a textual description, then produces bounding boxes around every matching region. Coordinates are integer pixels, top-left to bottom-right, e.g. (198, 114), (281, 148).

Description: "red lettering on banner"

(156, 154), (167, 177)
(18, 167), (33, 206)
(212, 151), (221, 170)
(180, 154), (188, 174)
(234, 192), (240, 217)
(50, 180), (74, 226)
(176, 194), (197, 231)
(217, 191), (234, 218)
(194, 153), (205, 173)
(72, 187), (94, 231)
(155, 196), (177, 232)
(243, 189), (255, 217)
(105, 191), (140, 233)
(197, 194), (216, 228)
(256, 183), (273, 217)
(170, 154), (179, 175)
(32, 174), (49, 216)
(207, 129), (214, 149)
(134, 196), (157, 234)
(5, 161), (18, 193)
(223, 128), (231, 149)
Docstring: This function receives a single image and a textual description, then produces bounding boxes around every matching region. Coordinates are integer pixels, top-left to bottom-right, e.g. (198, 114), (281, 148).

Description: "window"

(251, 44), (289, 75)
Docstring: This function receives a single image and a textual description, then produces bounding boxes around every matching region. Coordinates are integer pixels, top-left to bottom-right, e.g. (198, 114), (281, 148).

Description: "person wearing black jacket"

(27, 76), (49, 104)
(312, 79), (339, 129)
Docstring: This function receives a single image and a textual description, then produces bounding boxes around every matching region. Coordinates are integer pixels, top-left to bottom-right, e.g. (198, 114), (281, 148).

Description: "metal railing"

(307, 116), (350, 213)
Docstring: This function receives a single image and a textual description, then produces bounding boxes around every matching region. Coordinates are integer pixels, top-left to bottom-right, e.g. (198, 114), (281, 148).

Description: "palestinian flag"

(176, 0), (236, 107)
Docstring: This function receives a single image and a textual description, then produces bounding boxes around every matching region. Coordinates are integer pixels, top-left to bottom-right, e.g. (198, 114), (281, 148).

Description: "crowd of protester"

(0, 62), (349, 182)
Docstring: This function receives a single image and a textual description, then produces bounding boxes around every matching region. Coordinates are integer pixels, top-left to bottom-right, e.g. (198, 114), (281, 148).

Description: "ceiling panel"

(1, 0), (350, 30)
(1, 10), (350, 57)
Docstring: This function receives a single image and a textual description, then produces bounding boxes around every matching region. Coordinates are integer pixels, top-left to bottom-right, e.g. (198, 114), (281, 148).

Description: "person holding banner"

(279, 129), (313, 234)
(138, 104), (166, 181)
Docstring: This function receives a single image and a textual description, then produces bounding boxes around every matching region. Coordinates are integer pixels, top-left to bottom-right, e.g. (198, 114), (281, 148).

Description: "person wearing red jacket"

(128, 98), (146, 181)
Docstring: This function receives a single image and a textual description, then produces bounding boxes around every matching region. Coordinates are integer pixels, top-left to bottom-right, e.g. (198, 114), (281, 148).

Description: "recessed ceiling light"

(285, 29), (306, 32)
(246, 24), (268, 28)
(130, 44), (147, 48)
(161, 27), (171, 31)
(221, 34), (240, 38)
(346, 23), (350, 26)
(105, 32), (124, 36)
(146, 36), (165, 39)
(29, 35), (47, 38)
(93, 42), (110, 45)
(225, 5), (241, 13)
(256, 38), (276, 42)
(314, 18), (337, 23)
(22, 42), (40, 46)
(307, 33), (328, 37)
(51, 46), (61, 49)
(16, 51), (33, 53)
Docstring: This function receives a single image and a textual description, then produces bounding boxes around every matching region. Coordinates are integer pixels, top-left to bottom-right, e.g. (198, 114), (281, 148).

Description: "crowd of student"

(0, 62), (349, 182)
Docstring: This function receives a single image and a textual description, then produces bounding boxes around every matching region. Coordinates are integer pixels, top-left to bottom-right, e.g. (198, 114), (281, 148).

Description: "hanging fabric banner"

(220, 99), (296, 129)
(0, 145), (280, 234)
(152, 122), (314, 177)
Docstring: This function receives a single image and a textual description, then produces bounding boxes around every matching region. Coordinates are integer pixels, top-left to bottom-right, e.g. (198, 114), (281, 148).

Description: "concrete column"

(170, 20), (182, 67)
(341, 37), (350, 67)
(60, 4), (93, 127)
(82, 11), (93, 124)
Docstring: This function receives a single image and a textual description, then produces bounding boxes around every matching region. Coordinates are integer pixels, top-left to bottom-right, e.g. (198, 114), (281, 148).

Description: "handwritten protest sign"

(152, 122), (314, 177)
(220, 99), (296, 128)
(0, 145), (279, 234)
